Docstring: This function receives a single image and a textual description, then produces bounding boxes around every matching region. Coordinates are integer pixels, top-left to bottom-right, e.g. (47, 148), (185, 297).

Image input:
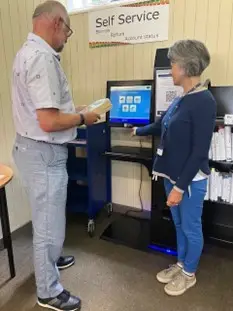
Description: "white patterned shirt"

(12, 33), (77, 144)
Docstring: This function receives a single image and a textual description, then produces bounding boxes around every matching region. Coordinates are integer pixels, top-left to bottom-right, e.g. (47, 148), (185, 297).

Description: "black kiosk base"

(101, 144), (154, 252)
(101, 214), (151, 252)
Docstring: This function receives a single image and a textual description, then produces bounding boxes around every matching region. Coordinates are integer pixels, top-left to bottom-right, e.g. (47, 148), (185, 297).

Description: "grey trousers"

(12, 134), (68, 299)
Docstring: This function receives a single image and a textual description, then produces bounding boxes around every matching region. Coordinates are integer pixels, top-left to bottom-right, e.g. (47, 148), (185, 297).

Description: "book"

(205, 169), (233, 204)
(80, 98), (112, 115)
(209, 126), (233, 162)
(224, 126), (232, 161)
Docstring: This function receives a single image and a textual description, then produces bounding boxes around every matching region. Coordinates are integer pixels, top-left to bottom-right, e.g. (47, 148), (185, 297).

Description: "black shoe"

(37, 290), (81, 311)
(57, 256), (75, 270)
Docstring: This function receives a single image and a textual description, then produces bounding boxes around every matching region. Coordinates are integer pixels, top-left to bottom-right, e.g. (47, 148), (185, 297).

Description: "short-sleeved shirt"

(12, 32), (77, 144)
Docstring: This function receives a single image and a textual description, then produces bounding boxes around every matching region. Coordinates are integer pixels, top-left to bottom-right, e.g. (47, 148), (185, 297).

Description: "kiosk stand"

(101, 80), (154, 250)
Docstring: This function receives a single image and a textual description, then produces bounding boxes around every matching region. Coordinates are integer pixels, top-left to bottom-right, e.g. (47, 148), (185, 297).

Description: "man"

(11, 1), (99, 310)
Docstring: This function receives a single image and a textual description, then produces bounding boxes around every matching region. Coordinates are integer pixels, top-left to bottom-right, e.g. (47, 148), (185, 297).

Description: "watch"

(79, 113), (85, 126)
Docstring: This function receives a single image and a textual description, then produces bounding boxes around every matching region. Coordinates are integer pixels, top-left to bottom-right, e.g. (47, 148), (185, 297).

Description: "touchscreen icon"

(134, 96), (141, 104)
(126, 96), (133, 104)
(130, 105), (137, 112)
(122, 105), (129, 112)
(119, 96), (126, 104)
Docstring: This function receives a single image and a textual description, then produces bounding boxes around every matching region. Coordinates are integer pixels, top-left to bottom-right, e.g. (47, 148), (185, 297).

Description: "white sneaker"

(164, 271), (196, 296)
(156, 264), (182, 284)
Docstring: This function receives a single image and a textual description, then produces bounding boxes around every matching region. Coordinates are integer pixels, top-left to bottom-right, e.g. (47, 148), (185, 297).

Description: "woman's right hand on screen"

(131, 127), (138, 137)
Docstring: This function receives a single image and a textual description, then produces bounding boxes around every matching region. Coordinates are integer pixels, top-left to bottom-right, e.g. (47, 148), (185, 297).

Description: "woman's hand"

(131, 127), (138, 137)
(167, 188), (183, 207)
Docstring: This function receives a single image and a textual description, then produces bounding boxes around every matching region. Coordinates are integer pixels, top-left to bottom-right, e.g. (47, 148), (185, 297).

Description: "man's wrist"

(79, 113), (85, 126)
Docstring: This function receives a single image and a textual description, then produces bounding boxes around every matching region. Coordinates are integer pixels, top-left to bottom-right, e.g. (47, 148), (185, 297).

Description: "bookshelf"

(202, 122), (233, 244)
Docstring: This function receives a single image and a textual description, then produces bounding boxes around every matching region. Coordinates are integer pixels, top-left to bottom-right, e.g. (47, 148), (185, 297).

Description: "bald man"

(11, 1), (98, 310)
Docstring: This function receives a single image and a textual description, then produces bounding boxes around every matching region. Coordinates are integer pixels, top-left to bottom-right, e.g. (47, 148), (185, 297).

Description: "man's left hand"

(167, 188), (183, 207)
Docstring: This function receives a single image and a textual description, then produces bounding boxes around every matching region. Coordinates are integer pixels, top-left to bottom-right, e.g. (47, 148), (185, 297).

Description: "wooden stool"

(0, 164), (16, 278)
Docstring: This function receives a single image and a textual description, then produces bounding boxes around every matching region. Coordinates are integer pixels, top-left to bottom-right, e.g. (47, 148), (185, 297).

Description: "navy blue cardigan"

(136, 89), (217, 191)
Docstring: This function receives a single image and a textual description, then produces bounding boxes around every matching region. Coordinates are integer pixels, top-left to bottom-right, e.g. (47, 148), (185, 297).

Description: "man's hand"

(83, 112), (100, 126)
(167, 188), (183, 207)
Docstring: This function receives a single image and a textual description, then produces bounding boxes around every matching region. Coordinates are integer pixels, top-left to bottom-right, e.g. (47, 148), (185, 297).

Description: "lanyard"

(164, 82), (202, 127)
(157, 82), (202, 156)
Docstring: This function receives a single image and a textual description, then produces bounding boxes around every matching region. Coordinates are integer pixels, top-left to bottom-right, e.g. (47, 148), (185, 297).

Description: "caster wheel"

(106, 203), (113, 217)
(87, 220), (95, 237)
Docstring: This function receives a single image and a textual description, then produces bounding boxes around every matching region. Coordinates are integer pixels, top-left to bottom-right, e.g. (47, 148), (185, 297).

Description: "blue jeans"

(164, 178), (207, 273)
(12, 134), (68, 298)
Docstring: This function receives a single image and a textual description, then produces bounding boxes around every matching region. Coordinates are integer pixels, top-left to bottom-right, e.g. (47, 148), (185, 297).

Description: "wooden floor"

(0, 214), (233, 311)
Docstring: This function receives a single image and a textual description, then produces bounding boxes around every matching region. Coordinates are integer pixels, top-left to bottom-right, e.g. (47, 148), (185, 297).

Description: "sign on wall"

(88, 0), (170, 48)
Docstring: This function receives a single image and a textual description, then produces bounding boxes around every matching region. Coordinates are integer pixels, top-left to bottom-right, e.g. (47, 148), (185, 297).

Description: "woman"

(133, 40), (216, 296)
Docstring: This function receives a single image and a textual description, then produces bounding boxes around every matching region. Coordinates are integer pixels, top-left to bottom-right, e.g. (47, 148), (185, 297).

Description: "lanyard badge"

(157, 148), (163, 156)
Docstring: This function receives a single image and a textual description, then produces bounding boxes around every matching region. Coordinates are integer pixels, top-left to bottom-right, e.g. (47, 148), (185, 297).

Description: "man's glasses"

(60, 17), (73, 38)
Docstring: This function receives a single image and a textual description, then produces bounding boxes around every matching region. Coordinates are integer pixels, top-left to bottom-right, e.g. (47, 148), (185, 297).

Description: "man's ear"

(53, 16), (61, 30)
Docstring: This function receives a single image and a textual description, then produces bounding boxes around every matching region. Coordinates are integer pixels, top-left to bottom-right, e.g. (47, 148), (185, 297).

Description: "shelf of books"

(206, 125), (233, 204)
(203, 123), (233, 244)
